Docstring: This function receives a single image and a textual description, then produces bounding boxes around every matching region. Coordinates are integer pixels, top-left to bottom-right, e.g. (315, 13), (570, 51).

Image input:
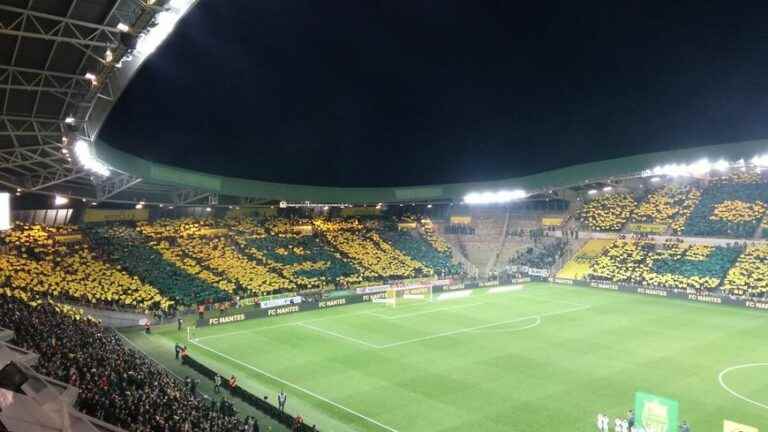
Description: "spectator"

(278, 389), (287, 412)
(0, 294), (251, 432)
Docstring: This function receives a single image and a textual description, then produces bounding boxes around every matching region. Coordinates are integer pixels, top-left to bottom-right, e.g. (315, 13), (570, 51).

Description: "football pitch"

(143, 283), (768, 431)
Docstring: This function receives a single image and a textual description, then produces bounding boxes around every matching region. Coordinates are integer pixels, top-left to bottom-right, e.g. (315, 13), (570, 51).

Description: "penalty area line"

(190, 339), (400, 432)
(377, 304), (590, 349)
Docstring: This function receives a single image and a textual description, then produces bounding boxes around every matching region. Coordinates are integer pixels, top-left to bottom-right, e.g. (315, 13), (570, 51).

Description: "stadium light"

(713, 159), (729, 172)
(587, 189), (598, 195)
(427, 204), (433, 208)
(135, 203), (144, 209)
(602, 186), (613, 192)
(463, 189), (527, 205)
(205, 207), (212, 212)
(54, 195), (69, 206)
(0, 192), (9, 231)
(64, 116), (75, 125)
(751, 154), (768, 167)
(133, 0), (195, 59)
(74, 140), (110, 176)
(116, 22), (131, 32)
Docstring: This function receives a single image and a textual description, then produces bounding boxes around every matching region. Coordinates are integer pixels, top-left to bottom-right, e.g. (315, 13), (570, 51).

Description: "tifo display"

(4, 164), (768, 432)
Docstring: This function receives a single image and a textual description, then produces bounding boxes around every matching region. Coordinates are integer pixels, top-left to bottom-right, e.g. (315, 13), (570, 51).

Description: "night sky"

(101, 1), (768, 187)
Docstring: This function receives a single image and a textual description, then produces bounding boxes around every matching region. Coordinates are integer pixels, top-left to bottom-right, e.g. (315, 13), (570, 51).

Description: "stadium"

(0, 1), (766, 432)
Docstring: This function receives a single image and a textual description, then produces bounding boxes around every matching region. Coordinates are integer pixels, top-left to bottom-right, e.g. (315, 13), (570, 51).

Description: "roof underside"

(95, 138), (768, 204)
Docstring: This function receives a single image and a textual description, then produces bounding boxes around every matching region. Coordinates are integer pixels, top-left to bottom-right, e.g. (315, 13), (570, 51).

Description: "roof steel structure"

(0, 0), (216, 206)
(2, 1), (768, 207)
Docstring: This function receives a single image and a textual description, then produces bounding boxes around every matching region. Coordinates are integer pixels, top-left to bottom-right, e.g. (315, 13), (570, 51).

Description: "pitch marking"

(467, 315), (542, 333)
(190, 340), (399, 432)
(377, 305), (590, 348)
(368, 301), (487, 320)
(718, 363), (768, 410)
(298, 322), (380, 348)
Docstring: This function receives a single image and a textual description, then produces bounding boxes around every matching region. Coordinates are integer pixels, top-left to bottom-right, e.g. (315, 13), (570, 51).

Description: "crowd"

(0, 293), (253, 432)
(86, 223), (227, 304)
(379, 226), (459, 276)
(579, 193), (637, 231)
(723, 244), (768, 297)
(508, 238), (569, 270)
(313, 219), (431, 279)
(0, 223), (170, 311)
(631, 185), (701, 235)
(683, 171), (768, 238)
(239, 219), (363, 289)
(588, 239), (741, 291)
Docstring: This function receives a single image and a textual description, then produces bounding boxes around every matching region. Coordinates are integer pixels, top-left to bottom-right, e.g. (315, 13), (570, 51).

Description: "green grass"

(129, 283), (768, 431)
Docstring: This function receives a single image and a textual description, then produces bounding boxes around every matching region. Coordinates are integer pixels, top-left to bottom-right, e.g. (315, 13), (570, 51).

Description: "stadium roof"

(94, 138), (768, 205)
(0, 0), (199, 204)
(2, 1), (768, 207)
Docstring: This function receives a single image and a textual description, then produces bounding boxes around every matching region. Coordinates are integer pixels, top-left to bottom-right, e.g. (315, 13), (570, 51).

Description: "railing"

(182, 355), (318, 432)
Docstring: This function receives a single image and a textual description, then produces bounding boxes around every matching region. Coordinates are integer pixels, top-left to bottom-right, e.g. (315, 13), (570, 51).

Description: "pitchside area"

(125, 283), (768, 431)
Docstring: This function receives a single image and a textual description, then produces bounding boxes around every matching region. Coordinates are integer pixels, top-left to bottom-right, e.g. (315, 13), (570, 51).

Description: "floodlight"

(587, 189), (598, 195)
(602, 186), (613, 192)
(713, 159), (729, 172)
(463, 189), (527, 205)
(427, 204), (433, 208)
(135, 203), (143, 209)
(132, 0), (195, 58)
(74, 140), (110, 176)
(64, 116), (75, 125)
(0, 193), (9, 231)
(54, 195), (69, 206)
(205, 207), (212, 212)
(116, 23), (131, 32)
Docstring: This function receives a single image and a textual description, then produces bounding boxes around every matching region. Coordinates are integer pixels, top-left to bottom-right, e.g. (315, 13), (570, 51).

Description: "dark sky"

(101, 1), (768, 187)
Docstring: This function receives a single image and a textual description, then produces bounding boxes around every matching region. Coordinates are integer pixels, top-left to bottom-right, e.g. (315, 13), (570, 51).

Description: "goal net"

(371, 285), (433, 308)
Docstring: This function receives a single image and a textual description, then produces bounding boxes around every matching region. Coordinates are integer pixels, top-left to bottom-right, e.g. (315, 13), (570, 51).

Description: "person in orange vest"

(180, 345), (188, 364)
(228, 374), (237, 391)
(292, 415), (304, 431)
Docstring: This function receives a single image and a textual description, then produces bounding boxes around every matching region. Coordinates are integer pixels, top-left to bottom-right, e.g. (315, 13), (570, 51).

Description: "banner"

(634, 392), (679, 432)
(83, 208), (149, 223)
(259, 296), (302, 309)
(197, 294), (367, 327)
(627, 223), (667, 234)
(449, 216), (471, 225)
(54, 234), (83, 243)
(198, 228), (228, 237)
(355, 284), (390, 294)
(397, 222), (417, 230)
(228, 207), (277, 217)
(724, 420), (758, 432)
(340, 207), (380, 217)
(541, 217), (563, 226)
(291, 225), (313, 236)
(556, 279), (768, 312)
